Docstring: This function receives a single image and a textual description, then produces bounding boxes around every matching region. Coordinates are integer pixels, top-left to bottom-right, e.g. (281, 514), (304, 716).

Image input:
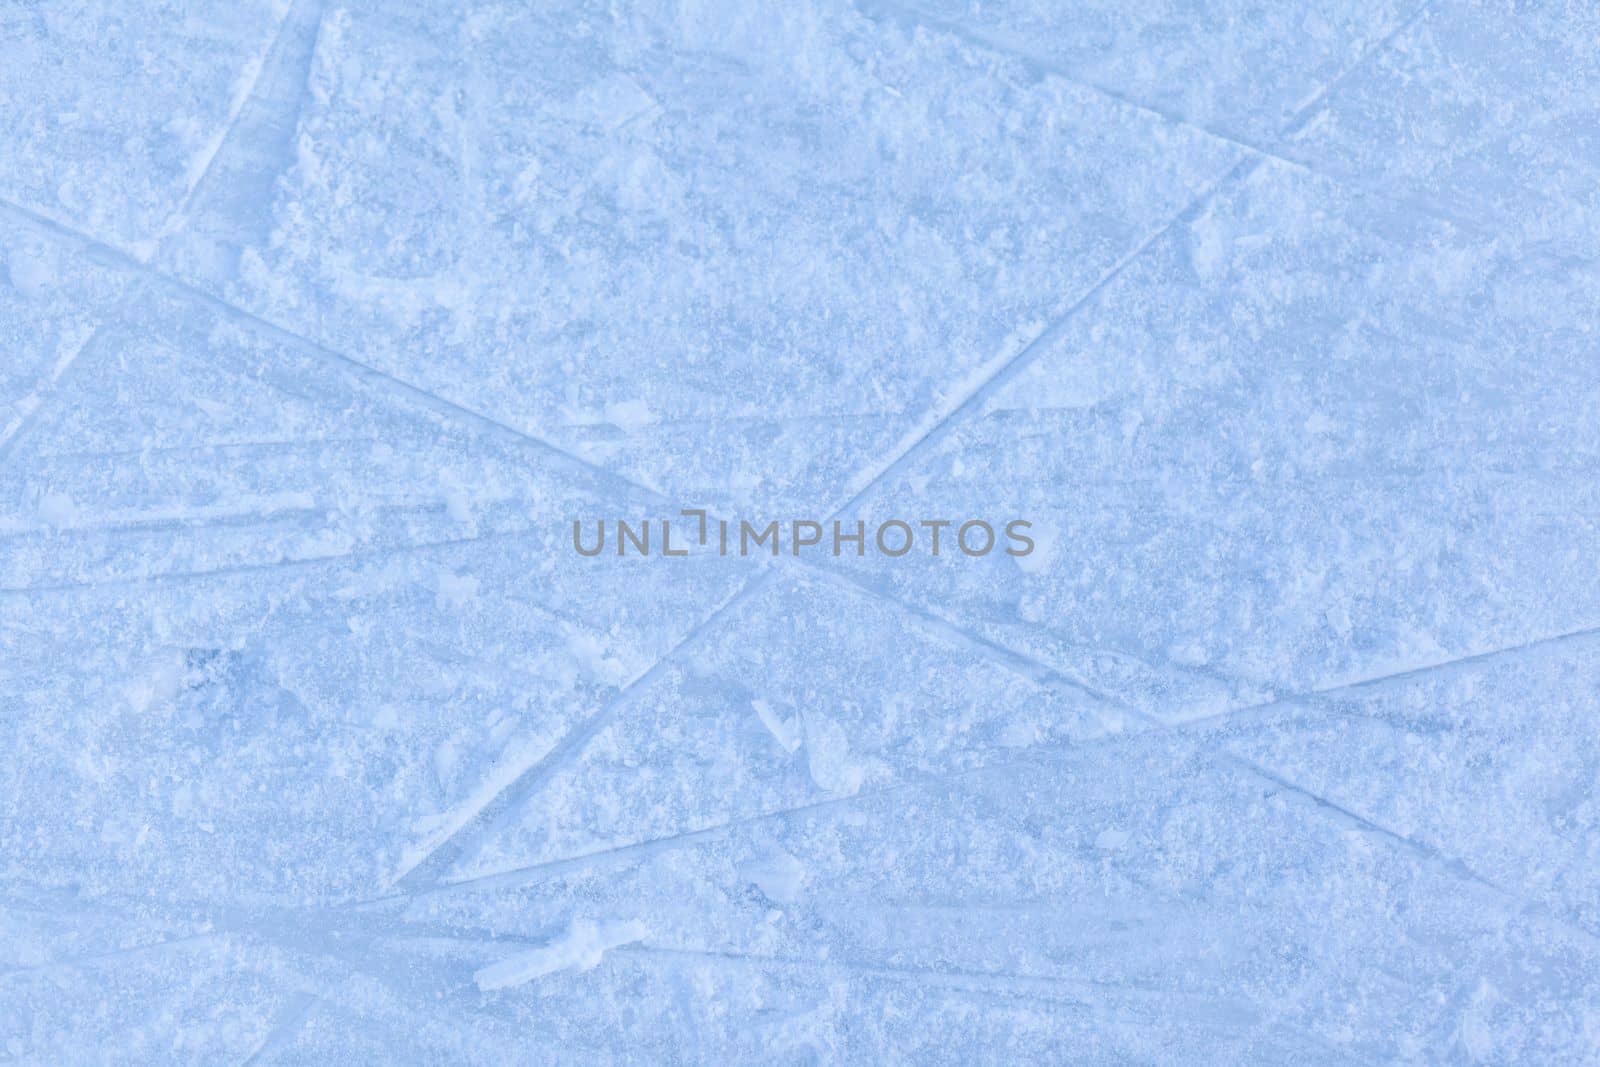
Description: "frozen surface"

(2, 1), (1598, 1063)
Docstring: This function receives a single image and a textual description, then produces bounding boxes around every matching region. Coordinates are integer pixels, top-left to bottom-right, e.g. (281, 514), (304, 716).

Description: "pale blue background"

(2, 1), (1598, 1062)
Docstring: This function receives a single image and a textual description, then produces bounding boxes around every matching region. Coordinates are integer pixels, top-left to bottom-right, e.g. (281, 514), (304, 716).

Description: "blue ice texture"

(2, 1), (1598, 1063)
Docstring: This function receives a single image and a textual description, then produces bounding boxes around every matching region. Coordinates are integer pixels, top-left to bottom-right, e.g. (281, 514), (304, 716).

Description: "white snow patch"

(37, 492), (79, 526)
(1459, 980), (1500, 1062)
(3, 241), (57, 298)
(740, 846), (808, 903)
(752, 699), (802, 753)
(565, 630), (630, 686)
(604, 399), (655, 432)
(1095, 827), (1131, 852)
(801, 712), (863, 794)
(1012, 518), (1057, 575)
(999, 719), (1038, 748)
(443, 486), (474, 523)
(475, 918), (649, 991)
(435, 570), (481, 610)
(125, 650), (185, 714)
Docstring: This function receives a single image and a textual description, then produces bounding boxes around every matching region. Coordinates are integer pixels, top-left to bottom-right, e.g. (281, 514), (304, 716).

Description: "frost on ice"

(3, 0), (1600, 1063)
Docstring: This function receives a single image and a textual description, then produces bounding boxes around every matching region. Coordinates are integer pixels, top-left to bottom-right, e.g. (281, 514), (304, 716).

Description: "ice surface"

(162, 0), (1244, 516)
(0, 1), (291, 256)
(2, 0), (1599, 1063)
(867, 0), (1414, 143)
(839, 159), (1600, 720)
